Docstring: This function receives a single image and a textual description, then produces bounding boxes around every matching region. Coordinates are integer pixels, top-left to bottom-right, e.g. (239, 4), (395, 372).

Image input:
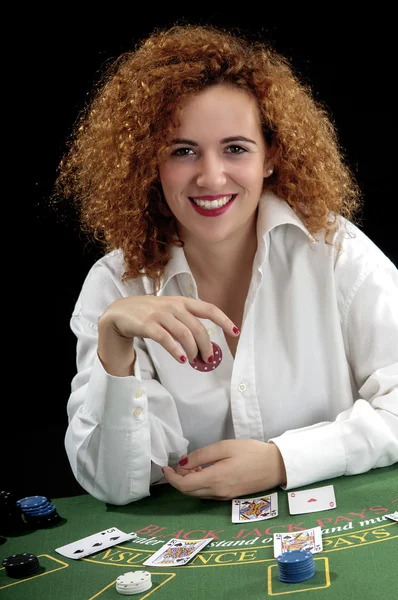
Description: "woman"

(54, 24), (398, 505)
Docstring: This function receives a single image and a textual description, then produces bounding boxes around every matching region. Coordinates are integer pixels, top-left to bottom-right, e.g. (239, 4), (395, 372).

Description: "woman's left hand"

(162, 440), (287, 500)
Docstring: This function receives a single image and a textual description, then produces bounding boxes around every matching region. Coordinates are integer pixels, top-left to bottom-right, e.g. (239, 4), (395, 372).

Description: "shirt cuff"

(83, 354), (147, 429)
(269, 422), (347, 490)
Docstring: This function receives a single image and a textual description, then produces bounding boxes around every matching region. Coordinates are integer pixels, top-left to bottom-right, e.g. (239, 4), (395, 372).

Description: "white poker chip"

(116, 571), (152, 595)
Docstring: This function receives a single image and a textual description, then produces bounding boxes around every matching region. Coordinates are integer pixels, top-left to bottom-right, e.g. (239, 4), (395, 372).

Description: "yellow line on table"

(0, 554), (69, 590)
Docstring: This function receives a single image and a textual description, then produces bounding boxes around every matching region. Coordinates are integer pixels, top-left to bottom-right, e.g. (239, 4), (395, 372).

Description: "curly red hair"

(53, 24), (361, 288)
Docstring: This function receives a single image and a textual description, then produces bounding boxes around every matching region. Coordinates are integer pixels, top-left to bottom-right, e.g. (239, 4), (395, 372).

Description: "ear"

(263, 143), (276, 178)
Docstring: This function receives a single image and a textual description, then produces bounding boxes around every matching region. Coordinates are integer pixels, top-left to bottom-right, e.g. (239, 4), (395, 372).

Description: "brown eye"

(172, 148), (194, 156)
(226, 145), (246, 154)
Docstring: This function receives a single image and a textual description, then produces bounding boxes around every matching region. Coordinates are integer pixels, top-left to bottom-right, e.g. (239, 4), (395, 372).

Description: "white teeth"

(191, 195), (233, 209)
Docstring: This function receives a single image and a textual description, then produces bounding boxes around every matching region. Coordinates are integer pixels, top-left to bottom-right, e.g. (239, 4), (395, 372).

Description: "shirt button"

(207, 327), (216, 336)
(238, 383), (247, 392)
(134, 407), (143, 418)
(188, 283), (195, 295)
(135, 389), (144, 398)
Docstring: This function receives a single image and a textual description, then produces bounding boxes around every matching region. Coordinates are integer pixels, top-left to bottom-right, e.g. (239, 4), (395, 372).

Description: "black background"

(3, 10), (395, 500)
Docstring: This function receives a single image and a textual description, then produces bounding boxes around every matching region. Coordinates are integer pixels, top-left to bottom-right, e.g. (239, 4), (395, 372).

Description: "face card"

(385, 511), (398, 522)
(232, 493), (278, 523)
(55, 527), (134, 559)
(287, 485), (336, 514)
(273, 526), (323, 558)
(143, 538), (212, 567)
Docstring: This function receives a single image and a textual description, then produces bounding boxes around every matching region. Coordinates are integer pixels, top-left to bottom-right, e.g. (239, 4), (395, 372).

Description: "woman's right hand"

(98, 295), (240, 369)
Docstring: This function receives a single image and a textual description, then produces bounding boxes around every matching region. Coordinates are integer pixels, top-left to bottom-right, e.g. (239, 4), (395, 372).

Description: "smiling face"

(158, 84), (274, 246)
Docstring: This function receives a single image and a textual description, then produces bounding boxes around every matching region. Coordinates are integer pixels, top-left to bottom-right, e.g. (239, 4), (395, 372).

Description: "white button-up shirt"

(65, 192), (398, 505)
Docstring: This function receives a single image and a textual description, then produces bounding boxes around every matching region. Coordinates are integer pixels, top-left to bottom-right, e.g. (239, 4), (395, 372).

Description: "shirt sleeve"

(270, 257), (398, 490)
(64, 262), (189, 506)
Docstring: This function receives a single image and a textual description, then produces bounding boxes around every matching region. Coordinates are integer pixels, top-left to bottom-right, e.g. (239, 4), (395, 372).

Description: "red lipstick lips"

(189, 194), (236, 217)
(193, 194), (233, 200)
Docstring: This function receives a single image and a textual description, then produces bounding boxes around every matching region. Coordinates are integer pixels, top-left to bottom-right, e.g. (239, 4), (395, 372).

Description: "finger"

(144, 321), (191, 364)
(176, 464), (201, 476)
(180, 441), (231, 470)
(180, 489), (214, 498)
(185, 299), (241, 339)
(167, 307), (214, 363)
(164, 475), (222, 499)
(163, 468), (226, 499)
(162, 465), (212, 494)
(151, 313), (200, 362)
(171, 312), (214, 364)
(176, 311), (214, 363)
(163, 466), (230, 499)
(147, 310), (212, 364)
(176, 465), (202, 475)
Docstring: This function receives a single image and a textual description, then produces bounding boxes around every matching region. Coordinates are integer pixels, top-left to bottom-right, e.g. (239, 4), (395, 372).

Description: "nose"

(195, 154), (227, 190)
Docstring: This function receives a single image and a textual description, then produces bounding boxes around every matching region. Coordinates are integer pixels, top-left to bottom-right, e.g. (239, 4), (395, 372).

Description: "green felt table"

(1, 465), (397, 599)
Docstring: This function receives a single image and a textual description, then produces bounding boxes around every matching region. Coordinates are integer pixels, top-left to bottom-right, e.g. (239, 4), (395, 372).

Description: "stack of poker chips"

(116, 571), (152, 595)
(276, 549), (316, 583)
(2, 553), (40, 578)
(16, 495), (62, 528)
(0, 491), (25, 536)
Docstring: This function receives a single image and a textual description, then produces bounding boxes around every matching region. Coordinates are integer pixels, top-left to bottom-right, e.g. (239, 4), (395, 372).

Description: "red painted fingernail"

(233, 327), (240, 334)
(180, 356), (187, 363)
(179, 457), (188, 466)
(189, 342), (222, 372)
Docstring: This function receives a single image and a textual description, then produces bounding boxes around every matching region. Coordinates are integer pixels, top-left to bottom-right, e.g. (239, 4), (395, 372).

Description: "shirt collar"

(158, 243), (193, 294)
(257, 190), (315, 242)
(158, 191), (314, 293)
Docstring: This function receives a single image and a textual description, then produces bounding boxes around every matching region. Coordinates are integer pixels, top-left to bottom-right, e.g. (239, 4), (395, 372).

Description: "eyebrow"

(170, 136), (257, 146)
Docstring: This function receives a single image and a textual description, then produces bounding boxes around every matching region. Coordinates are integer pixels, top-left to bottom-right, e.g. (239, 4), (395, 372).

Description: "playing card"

(287, 485), (336, 514)
(55, 527), (134, 559)
(232, 493), (278, 523)
(142, 538), (212, 567)
(385, 511), (398, 522)
(273, 526), (323, 558)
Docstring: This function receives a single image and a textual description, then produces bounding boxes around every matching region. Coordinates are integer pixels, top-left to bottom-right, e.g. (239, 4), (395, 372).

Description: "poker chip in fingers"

(189, 342), (222, 372)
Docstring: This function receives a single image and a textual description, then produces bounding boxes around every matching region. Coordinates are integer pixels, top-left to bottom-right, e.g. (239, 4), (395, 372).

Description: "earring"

(267, 168), (273, 175)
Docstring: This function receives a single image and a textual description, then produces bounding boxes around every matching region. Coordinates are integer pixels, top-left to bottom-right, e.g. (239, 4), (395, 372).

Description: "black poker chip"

(0, 491), (15, 505)
(0, 490), (25, 535)
(2, 553), (40, 578)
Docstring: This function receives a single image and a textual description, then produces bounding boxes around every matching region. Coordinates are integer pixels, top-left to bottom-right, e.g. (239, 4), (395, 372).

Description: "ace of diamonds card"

(287, 485), (336, 515)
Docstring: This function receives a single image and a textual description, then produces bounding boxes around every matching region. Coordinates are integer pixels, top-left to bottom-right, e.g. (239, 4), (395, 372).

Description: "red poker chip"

(189, 342), (222, 372)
